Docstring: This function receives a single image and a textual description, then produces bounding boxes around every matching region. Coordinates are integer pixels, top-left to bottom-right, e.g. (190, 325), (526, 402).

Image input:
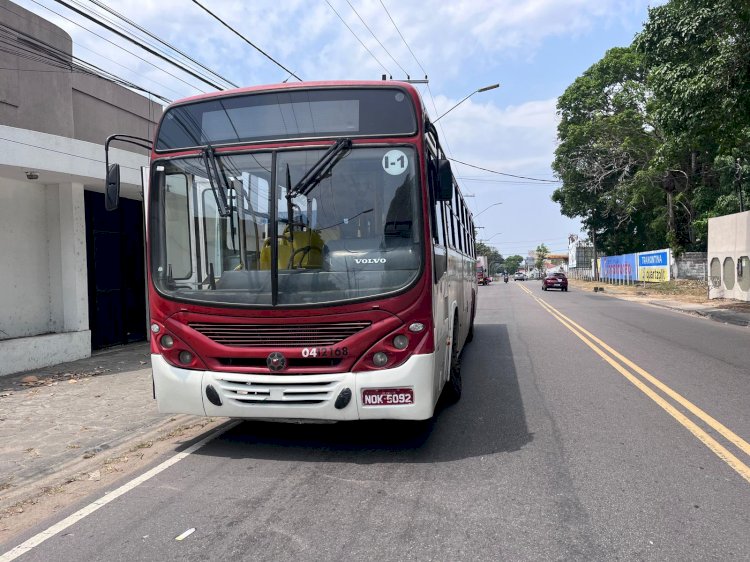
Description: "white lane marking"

(0, 421), (239, 562)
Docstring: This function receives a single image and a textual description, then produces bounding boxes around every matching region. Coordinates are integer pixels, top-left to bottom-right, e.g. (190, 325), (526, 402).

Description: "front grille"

(190, 321), (371, 348)
(215, 374), (341, 405)
(217, 357), (342, 368)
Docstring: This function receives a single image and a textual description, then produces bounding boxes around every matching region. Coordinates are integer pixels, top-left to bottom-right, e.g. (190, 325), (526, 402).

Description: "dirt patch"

(570, 278), (750, 311)
(569, 278), (711, 304)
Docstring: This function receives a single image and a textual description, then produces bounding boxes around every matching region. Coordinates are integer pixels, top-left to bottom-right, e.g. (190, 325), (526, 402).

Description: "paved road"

(3, 282), (749, 561)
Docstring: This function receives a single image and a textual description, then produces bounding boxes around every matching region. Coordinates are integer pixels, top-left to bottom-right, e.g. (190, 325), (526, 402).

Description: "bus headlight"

(372, 352), (388, 367)
(160, 334), (174, 349)
(178, 351), (194, 365)
(392, 335), (409, 349)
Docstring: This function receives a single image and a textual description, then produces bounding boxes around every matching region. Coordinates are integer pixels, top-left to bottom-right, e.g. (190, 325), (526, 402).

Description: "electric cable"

(378, 0), (427, 77)
(344, 0), (410, 78)
(31, 0), (206, 94)
(52, 0), (225, 90)
(325, 0), (390, 77)
(191, 0), (302, 82)
(449, 158), (561, 183)
(84, 0), (237, 89)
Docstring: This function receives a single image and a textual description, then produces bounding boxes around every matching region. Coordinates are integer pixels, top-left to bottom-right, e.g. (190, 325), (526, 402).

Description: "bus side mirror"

(105, 163), (121, 211)
(436, 159), (453, 201)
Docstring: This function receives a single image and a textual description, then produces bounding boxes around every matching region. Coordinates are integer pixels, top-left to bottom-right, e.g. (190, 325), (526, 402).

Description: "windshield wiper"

(290, 138), (352, 198)
(201, 145), (231, 217)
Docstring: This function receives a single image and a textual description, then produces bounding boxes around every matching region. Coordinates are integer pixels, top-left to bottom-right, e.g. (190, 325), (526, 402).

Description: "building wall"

(0, 0), (75, 137)
(708, 211), (750, 301)
(0, 0), (161, 375)
(0, 179), (51, 338)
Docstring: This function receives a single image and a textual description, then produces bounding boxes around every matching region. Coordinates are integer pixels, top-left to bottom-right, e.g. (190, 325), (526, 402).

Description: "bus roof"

(168, 80), (425, 115)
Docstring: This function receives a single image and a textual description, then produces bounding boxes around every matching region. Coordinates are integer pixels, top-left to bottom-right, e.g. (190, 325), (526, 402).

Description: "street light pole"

(474, 202), (502, 218)
(480, 232), (502, 242)
(433, 83), (500, 122)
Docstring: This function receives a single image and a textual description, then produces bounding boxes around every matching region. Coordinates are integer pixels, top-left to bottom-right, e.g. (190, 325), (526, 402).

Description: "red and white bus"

(106, 81), (477, 421)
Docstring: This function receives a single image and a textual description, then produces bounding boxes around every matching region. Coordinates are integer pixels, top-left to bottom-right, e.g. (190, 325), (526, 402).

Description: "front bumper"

(152, 353), (438, 421)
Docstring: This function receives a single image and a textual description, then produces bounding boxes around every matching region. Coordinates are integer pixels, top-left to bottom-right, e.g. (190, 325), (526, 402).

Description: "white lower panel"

(152, 353), (439, 421)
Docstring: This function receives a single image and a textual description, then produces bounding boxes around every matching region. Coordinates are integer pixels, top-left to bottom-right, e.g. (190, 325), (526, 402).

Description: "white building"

(0, 0), (162, 375)
(708, 210), (750, 302)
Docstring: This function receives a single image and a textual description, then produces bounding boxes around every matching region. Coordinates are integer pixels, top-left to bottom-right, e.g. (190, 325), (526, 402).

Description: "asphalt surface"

(3, 281), (749, 561)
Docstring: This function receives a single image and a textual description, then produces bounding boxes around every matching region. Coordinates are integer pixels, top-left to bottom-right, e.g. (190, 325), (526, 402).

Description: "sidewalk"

(0, 343), (208, 512)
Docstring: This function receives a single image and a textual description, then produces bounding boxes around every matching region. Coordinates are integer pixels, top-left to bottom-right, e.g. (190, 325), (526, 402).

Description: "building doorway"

(84, 191), (147, 349)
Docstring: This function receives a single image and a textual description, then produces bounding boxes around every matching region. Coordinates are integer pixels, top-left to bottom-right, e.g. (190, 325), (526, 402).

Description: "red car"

(542, 272), (568, 291)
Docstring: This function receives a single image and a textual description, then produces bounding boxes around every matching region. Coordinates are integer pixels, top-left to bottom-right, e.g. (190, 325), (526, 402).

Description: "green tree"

(504, 255), (524, 274)
(552, 46), (660, 256)
(535, 243), (549, 271)
(475, 241), (503, 269)
(634, 0), (750, 250)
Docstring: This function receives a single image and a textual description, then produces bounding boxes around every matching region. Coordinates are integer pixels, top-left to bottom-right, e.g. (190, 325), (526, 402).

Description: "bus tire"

(444, 319), (462, 403)
(466, 296), (476, 343)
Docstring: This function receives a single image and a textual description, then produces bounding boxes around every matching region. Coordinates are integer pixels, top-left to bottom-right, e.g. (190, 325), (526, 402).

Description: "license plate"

(362, 388), (414, 406)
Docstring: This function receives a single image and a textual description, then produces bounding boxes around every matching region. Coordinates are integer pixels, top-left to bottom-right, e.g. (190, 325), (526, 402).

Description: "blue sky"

(15, 0), (658, 257)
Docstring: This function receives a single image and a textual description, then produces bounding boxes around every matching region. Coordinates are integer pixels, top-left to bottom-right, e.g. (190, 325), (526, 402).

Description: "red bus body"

(141, 81), (477, 421)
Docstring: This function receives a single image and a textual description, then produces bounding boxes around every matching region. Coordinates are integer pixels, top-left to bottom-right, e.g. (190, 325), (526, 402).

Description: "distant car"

(542, 272), (568, 291)
(513, 272), (526, 281)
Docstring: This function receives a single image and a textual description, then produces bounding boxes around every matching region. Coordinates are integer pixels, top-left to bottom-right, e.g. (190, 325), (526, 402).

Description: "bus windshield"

(151, 145), (422, 306)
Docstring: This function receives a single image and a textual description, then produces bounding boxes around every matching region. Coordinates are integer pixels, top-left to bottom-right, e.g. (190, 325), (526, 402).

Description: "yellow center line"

(515, 283), (750, 485)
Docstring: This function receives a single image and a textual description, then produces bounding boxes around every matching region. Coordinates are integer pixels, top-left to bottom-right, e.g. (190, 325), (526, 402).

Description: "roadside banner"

(637, 249), (671, 282)
(600, 253), (637, 281)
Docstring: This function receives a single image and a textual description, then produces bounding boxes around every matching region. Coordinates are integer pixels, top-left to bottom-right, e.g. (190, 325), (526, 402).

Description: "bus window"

(164, 174), (191, 279)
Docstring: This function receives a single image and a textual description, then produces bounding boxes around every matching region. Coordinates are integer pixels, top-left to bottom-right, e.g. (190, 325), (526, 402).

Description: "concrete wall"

(674, 252), (707, 280)
(708, 211), (750, 301)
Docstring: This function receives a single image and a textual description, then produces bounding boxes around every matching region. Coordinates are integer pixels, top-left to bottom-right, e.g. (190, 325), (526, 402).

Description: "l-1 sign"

(638, 249), (670, 282)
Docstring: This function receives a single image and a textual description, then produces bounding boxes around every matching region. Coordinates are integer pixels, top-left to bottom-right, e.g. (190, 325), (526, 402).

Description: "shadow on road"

(195, 324), (532, 464)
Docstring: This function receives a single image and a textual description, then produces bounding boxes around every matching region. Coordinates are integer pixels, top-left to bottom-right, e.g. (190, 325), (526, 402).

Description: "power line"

(456, 176), (561, 185)
(378, 0), (427, 77)
(449, 158), (561, 183)
(344, 0), (410, 78)
(32, 0), (206, 94)
(63, 0), (228, 90)
(191, 0), (302, 82)
(85, 0), (238, 89)
(10, 2), (187, 98)
(325, 0), (390, 77)
(0, 21), (172, 103)
(0, 135), (144, 171)
(53, 0), (226, 90)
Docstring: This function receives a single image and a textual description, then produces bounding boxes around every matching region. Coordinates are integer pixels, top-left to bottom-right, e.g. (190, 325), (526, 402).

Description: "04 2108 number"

(301, 347), (349, 358)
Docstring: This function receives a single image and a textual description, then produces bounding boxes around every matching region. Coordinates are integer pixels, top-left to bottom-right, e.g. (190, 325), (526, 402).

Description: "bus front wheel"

(444, 319), (462, 403)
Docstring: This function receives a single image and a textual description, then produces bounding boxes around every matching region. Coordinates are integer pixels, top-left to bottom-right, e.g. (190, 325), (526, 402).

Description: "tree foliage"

(504, 255), (524, 274)
(535, 243), (549, 270)
(475, 241), (503, 269)
(552, 0), (750, 255)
